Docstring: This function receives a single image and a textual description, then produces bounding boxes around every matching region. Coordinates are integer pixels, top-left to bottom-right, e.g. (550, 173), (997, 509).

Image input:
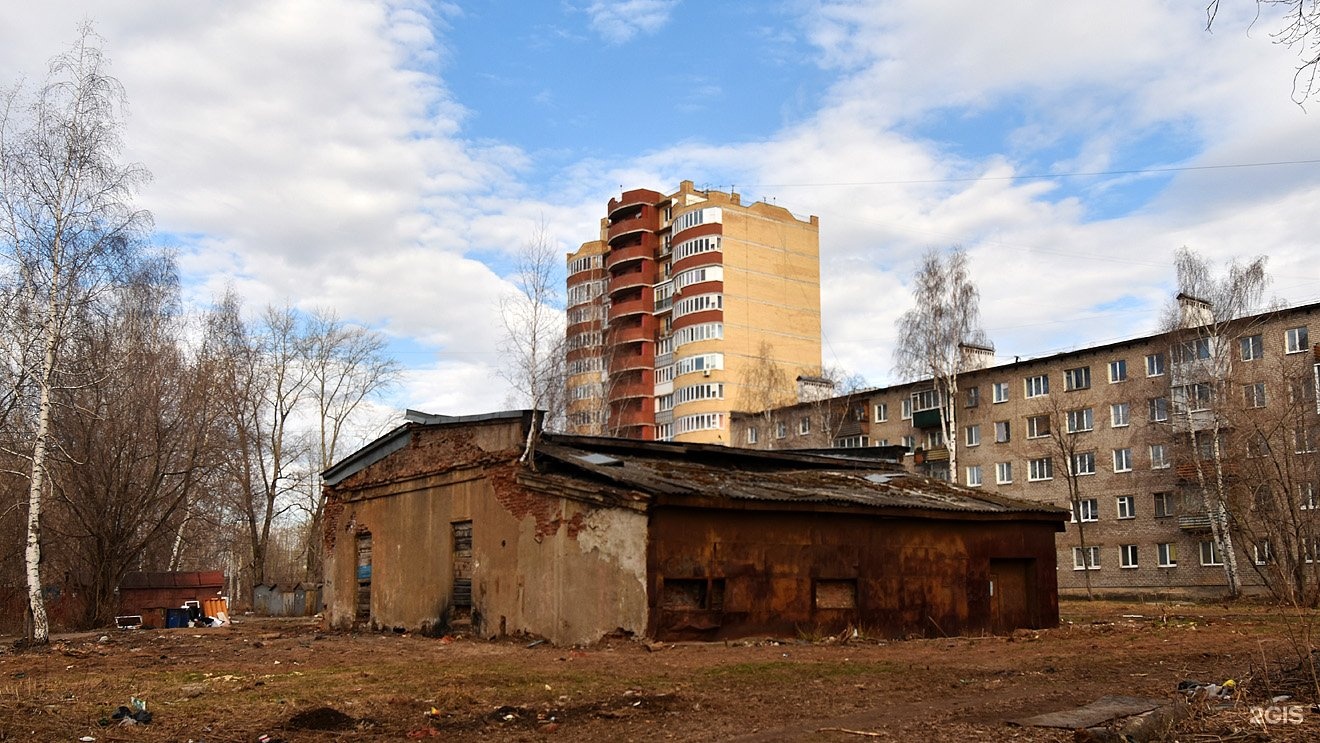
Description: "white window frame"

(992, 382), (1009, 403)
(1028, 457), (1053, 482)
(1116, 495), (1135, 519)
(1157, 543), (1177, 567)
(1072, 498), (1099, 523)
(1108, 359), (1127, 383)
(1285, 326), (1309, 354)
(1110, 402), (1130, 428)
(1199, 540), (1223, 566)
(1244, 382), (1266, 409)
(1113, 448), (1133, 473)
(1119, 544), (1138, 569)
(746, 427), (758, 445)
(1148, 397), (1169, 423)
(1066, 408), (1094, 433)
(1026, 414), (1050, 439)
(798, 416), (811, 435)
(873, 402), (888, 422)
(1025, 374), (1049, 398)
(1240, 334), (1263, 361)
(1149, 443), (1170, 469)
(1064, 366), (1091, 391)
(1145, 353), (1166, 377)
(1071, 451), (1096, 476)
(965, 465), (983, 487)
(995, 461), (1013, 485)
(994, 420), (1010, 443)
(901, 398), (912, 420)
(965, 424), (981, 447)
(1073, 546), (1100, 571)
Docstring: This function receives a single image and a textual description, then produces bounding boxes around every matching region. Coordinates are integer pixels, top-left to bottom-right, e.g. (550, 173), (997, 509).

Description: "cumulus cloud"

(583, 0), (679, 44)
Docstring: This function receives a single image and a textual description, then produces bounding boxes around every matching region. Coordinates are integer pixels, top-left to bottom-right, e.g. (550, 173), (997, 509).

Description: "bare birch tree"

(301, 308), (397, 580)
(0, 27), (150, 643)
(498, 223), (566, 465)
(1161, 246), (1275, 596)
(892, 247), (989, 484)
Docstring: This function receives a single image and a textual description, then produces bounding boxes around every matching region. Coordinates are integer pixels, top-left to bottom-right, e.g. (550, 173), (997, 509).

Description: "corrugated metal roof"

(535, 437), (1065, 518)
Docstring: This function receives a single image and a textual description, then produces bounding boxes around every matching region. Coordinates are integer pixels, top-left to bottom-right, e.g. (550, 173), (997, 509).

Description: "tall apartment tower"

(565, 181), (822, 443)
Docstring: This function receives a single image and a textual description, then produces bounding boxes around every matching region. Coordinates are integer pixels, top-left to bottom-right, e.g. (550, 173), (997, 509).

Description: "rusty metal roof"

(535, 435), (1066, 520)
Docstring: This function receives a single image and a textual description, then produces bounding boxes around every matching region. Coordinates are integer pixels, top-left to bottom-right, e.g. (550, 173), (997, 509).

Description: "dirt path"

(0, 601), (1315, 741)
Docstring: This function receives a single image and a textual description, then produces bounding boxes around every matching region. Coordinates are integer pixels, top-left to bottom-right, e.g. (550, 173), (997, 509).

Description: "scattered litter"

(1178, 678), (1235, 699)
(109, 696), (152, 725)
(525, 639), (545, 649)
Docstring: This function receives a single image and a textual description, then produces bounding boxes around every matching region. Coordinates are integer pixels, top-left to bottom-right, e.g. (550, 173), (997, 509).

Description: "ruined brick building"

(321, 410), (1067, 644)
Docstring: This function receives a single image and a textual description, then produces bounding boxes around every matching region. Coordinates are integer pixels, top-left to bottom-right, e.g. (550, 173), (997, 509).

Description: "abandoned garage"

(321, 410), (1068, 645)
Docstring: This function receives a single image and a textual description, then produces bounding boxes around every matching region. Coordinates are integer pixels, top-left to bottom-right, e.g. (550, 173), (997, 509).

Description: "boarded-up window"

(662, 578), (725, 610)
(815, 579), (857, 609)
(452, 521), (473, 609)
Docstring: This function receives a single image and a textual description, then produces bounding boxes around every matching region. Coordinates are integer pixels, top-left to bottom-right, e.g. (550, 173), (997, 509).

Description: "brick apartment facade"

(565, 181), (822, 444)
(734, 300), (1320, 597)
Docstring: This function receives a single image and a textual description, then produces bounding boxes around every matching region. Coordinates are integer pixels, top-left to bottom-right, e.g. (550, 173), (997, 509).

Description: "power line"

(747, 158), (1320, 188)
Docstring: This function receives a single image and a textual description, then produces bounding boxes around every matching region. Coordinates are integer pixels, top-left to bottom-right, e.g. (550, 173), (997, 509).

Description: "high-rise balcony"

(608, 294), (655, 321)
(608, 189), (664, 219)
(605, 238), (657, 270)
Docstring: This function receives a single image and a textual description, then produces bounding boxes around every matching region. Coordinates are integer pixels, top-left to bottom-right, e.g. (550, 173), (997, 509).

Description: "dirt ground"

(0, 600), (1317, 742)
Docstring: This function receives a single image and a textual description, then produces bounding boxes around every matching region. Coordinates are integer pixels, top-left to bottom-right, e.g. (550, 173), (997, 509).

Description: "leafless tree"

(736, 341), (796, 448)
(0, 26), (151, 643)
(1208, 1), (1320, 104)
(1161, 246), (1276, 596)
(47, 257), (225, 627)
(892, 247), (989, 484)
(498, 223), (566, 466)
(300, 308), (397, 580)
(1031, 397), (1097, 599)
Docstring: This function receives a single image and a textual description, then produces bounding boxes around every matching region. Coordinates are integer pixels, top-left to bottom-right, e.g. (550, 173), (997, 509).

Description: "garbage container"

(165, 608), (189, 628)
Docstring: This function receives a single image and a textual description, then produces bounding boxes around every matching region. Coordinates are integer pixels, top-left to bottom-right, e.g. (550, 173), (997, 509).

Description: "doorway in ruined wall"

(451, 521), (473, 625)
(355, 532), (372, 624)
(988, 558), (1038, 632)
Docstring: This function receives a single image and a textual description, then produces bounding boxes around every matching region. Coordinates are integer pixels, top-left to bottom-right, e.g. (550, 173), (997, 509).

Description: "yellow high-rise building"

(565, 181), (822, 443)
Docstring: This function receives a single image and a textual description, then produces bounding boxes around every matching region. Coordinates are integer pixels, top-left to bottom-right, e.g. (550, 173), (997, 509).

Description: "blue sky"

(4, 0), (1320, 433)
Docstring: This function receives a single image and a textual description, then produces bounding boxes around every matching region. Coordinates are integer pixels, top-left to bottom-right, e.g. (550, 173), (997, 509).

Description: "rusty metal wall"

(646, 508), (1059, 641)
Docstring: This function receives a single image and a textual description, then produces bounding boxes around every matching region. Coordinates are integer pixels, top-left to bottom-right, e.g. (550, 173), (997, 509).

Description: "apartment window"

(901, 435), (916, 450)
(966, 386), (980, 408)
(1153, 492), (1175, 518)
(994, 420), (1011, 443)
(1108, 359), (1127, 383)
(1173, 383), (1212, 412)
(1072, 498), (1099, 522)
(1071, 451), (1096, 476)
(1289, 377), (1316, 404)
(912, 389), (941, 412)
(992, 382), (1009, 403)
(1148, 396), (1169, 422)
(1173, 337), (1211, 363)
(1294, 425), (1317, 454)
(1066, 408), (1094, 433)
(1113, 448), (1133, 473)
(834, 435), (869, 448)
(1254, 541), (1274, 566)
(1199, 540), (1223, 566)
(1301, 483), (1318, 511)
(1285, 326), (1309, 354)
(1026, 414), (1050, 439)
(798, 417), (811, 435)
(1149, 443), (1170, 469)
(775, 422), (787, 439)
(1028, 457), (1053, 481)
(965, 465), (983, 486)
(925, 429), (944, 449)
(1073, 546), (1100, 571)
(1240, 334), (1263, 361)
(1063, 366), (1091, 391)
(1025, 374), (1049, 398)
(1119, 545), (1139, 569)
(901, 398), (912, 420)
(873, 402), (888, 422)
(1111, 402), (1130, 427)
(746, 427), (758, 445)
(996, 461), (1013, 484)
(1244, 382), (1266, 408)
(1116, 495), (1135, 519)
(1157, 543), (1177, 567)
(1145, 352), (1166, 377)
(850, 405), (866, 422)
(965, 424), (981, 447)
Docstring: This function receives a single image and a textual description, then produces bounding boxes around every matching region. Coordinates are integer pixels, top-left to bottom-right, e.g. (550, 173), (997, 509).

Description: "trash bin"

(165, 608), (189, 628)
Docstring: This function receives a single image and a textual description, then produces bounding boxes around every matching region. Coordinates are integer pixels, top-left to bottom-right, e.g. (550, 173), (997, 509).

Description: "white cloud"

(583, 0), (679, 44)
